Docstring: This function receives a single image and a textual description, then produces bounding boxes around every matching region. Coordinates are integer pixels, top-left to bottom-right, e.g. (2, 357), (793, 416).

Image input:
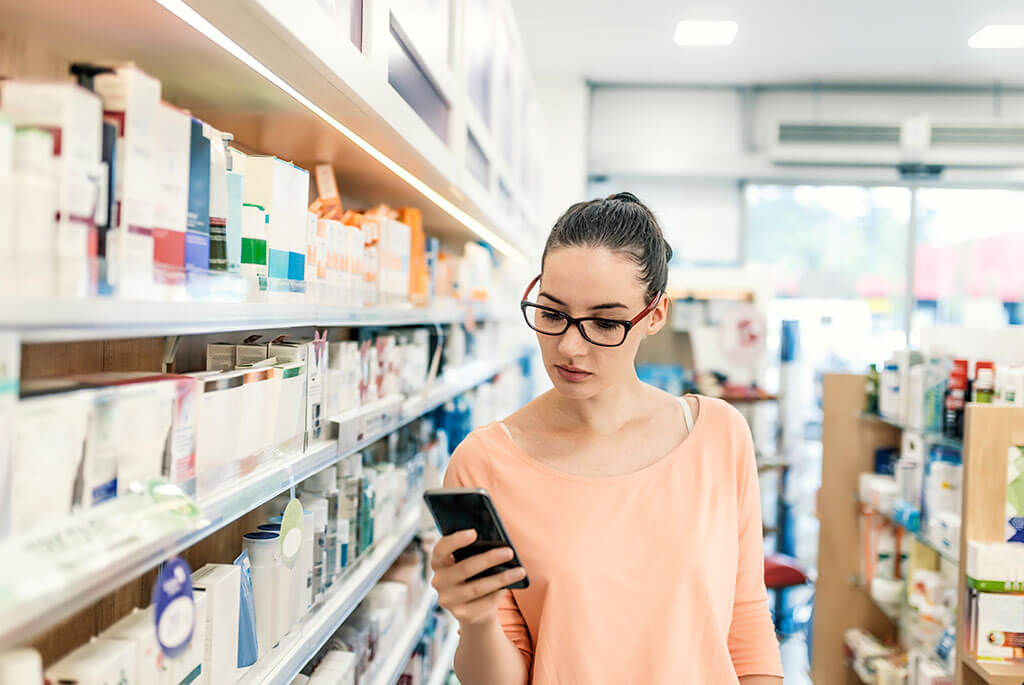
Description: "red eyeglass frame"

(519, 274), (664, 346)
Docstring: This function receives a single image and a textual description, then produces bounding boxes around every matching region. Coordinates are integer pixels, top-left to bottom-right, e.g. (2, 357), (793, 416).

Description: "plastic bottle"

(865, 363), (880, 414)
(974, 361), (995, 403)
(943, 360), (968, 439)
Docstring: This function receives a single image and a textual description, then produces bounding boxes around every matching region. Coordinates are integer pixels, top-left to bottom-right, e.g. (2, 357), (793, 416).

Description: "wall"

(535, 76), (590, 233)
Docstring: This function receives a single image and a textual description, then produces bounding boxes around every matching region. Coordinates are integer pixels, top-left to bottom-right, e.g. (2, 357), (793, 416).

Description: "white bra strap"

(680, 396), (695, 432)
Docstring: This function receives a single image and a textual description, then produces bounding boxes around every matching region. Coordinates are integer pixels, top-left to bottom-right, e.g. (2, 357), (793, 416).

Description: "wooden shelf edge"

(964, 655), (1024, 684)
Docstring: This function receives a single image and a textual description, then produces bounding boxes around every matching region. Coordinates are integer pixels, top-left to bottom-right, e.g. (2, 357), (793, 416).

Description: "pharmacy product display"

(0, 67), (508, 309)
(0, 376), (534, 682)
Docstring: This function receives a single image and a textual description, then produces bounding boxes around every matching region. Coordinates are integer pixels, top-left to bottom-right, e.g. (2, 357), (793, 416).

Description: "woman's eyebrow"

(539, 292), (627, 311)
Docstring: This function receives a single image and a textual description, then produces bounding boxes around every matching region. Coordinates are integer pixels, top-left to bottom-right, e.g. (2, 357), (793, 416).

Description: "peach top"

(443, 395), (783, 684)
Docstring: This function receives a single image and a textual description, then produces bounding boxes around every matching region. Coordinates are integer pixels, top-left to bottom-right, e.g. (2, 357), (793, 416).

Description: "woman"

(431, 192), (784, 684)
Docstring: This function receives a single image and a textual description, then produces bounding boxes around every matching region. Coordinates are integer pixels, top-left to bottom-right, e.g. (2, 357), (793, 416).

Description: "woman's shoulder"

(443, 423), (506, 488)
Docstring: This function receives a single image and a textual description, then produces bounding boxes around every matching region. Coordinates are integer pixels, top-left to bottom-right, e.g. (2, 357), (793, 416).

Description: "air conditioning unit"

(770, 116), (1024, 170)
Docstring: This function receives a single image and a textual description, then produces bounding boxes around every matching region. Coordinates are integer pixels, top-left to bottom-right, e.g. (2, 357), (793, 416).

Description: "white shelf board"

(426, 617), (459, 685)
(370, 589), (439, 685)
(0, 297), (497, 342)
(239, 507), (422, 685)
(0, 0), (533, 256)
(0, 348), (533, 647)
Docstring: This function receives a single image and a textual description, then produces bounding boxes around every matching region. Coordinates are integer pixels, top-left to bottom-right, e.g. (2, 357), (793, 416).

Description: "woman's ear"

(646, 295), (670, 335)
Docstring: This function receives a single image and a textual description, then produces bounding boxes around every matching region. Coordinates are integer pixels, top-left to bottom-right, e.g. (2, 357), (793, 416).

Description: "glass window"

(914, 188), (1024, 331)
(390, 0), (451, 69)
(465, 0), (494, 127)
(745, 184), (912, 367)
(387, 24), (450, 142)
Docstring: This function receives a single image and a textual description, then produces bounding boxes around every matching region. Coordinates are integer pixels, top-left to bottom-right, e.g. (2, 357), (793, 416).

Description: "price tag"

(153, 557), (194, 658)
(280, 498), (304, 568)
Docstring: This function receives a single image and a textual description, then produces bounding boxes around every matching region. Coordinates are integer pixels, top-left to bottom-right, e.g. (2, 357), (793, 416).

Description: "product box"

(269, 334), (328, 448)
(189, 369), (246, 493)
(13, 386), (93, 531)
(207, 124), (229, 272)
(81, 388), (123, 507)
(9, 128), (58, 295)
(236, 340), (270, 367)
(168, 589), (207, 684)
(380, 219), (411, 303)
(399, 207), (427, 303)
(186, 118), (211, 271)
(45, 637), (136, 685)
(270, 361), (306, 454)
(191, 564), (241, 685)
(0, 334), (20, 539)
(287, 163), (310, 282)
(241, 203), (268, 284)
(99, 607), (167, 685)
(70, 372), (199, 494)
(206, 343), (236, 371)
(0, 81), (103, 268)
(968, 541), (1024, 592)
(970, 589), (1024, 662)
(237, 365), (276, 470)
(0, 118), (13, 276)
(93, 66), (161, 284)
(152, 102), (191, 272)
(1008, 445), (1024, 542)
(244, 156), (291, 281)
(313, 163), (342, 219)
(307, 212), (325, 282)
(225, 159), (244, 275)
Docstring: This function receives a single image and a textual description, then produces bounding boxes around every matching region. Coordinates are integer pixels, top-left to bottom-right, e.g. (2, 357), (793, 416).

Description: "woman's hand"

(430, 529), (528, 626)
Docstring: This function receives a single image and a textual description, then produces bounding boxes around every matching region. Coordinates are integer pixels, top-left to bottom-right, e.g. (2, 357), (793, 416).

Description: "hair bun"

(663, 238), (674, 264)
(609, 191), (642, 205)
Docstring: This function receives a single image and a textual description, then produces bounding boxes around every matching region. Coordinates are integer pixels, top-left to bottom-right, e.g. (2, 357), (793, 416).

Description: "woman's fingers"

(430, 529), (477, 570)
(448, 546), (514, 582)
(441, 566), (527, 607)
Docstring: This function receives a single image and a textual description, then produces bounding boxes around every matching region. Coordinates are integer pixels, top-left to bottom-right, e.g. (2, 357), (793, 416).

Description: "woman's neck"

(545, 373), (652, 434)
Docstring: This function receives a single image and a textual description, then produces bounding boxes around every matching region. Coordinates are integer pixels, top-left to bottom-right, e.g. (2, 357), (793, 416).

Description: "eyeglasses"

(519, 274), (664, 348)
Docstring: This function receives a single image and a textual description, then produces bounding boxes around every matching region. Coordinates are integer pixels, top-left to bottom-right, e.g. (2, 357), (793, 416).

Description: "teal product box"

(287, 162), (309, 282)
(243, 156), (290, 281)
(186, 118), (210, 271)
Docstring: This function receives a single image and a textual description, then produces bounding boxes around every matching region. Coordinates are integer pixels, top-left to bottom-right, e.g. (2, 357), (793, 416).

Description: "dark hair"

(542, 192), (673, 301)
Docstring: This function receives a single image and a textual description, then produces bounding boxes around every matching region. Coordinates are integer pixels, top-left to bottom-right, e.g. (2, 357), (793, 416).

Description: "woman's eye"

(540, 311), (564, 321)
(593, 320), (620, 330)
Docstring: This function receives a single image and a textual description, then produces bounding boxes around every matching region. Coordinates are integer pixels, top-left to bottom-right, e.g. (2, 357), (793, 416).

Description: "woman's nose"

(557, 323), (589, 357)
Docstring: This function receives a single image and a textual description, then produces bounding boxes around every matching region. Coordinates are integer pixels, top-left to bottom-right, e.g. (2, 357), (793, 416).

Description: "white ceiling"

(511, 0), (1024, 86)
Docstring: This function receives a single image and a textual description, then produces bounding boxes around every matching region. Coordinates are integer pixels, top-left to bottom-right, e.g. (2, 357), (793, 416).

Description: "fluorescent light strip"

(968, 24), (1024, 49)
(154, 0), (526, 262)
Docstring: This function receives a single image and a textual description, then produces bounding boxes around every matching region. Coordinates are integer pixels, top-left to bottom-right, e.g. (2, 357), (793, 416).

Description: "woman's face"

(533, 246), (669, 400)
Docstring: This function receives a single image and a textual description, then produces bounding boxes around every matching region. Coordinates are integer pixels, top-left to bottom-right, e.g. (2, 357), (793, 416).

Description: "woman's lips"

(555, 365), (592, 383)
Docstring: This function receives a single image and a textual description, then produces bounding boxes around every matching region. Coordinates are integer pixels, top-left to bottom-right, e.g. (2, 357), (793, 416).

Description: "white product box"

(46, 638), (137, 685)
(968, 541), (1024, 591)
(82, 388), (123, 507)
(237, 366), (276, 467)
(0, 117), (12, 269)
(168, 589), (207, 684)
(972, 590), (1024, 662)
(99, 607), (167, 685)
(153, 103), (191, 272)
(269, 336), (328, 448)
(190, 370), (246, 494)
(11, 129), (58, 295)
(0, 82), (103, 270)
(380, 219), (411, 302)
(236, 342), (269, 367)
(206, 343), (236, 371)
(207, 124), (229, 269)
(270, 362), (306, 453)
(94, 66), (162, 285)
(13, 389), (92, 531)
(244, 156), (292, 281)
(0, 335), (18, 538)
(191, 564), (241, 685)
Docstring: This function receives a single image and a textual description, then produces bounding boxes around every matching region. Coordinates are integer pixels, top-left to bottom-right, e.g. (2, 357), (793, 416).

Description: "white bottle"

(244, 531), (281, 657)
(299, 493), (329, 598)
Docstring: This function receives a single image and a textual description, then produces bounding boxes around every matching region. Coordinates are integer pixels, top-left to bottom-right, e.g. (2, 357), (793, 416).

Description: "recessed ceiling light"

(674, 20), (738, 47)
(969, 25), (1024, 49)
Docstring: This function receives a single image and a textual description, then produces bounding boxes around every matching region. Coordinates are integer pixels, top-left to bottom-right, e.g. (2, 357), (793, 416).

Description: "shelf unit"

(0, 298), (501, 342)
(0, 0), (541, 258)
(0, 345), (534, 649)
(426, 618), (459, 685)
(239, 507), (421, 685)
(369, 590), (439, 685)
(816, 374), (1024, 685)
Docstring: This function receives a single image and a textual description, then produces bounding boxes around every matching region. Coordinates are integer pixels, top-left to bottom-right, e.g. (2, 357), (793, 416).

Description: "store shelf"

(858, 413), (962, 449)
(0, 297), (498, 342)
(873, 510), (960, 565)
(369, 590), (439, 685)
(0, 347), (533, 648)
(0, 0), (534, 258)
(964, 655), (1024, 685)
(426, 619), (459, 685)
(239, 507), (422, 685)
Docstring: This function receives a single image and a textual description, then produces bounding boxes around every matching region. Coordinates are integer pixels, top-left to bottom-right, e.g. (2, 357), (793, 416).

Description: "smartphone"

(423, 487), (529, 590)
